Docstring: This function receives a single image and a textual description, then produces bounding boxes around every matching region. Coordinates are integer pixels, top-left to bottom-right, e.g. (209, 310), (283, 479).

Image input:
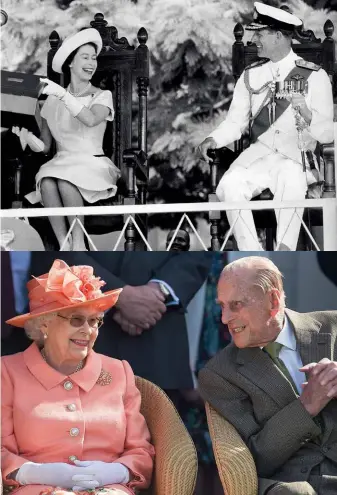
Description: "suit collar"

(235, 309), (331, 407)
(275, 313), (296, 350)
(24, 342), (103, 392)
(237, 345), (298, 406)
(285, 308), (332, 369)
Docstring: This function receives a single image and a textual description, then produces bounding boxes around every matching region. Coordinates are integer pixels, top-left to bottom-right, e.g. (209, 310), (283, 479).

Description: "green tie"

(264, 341), (298, 392)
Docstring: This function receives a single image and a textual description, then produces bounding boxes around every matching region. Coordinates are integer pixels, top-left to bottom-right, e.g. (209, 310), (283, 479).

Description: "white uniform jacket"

(208, 50), (334, 169)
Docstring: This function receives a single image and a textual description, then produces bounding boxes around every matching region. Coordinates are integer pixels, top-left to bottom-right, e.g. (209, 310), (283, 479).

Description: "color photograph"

(1, 251), (337, 494)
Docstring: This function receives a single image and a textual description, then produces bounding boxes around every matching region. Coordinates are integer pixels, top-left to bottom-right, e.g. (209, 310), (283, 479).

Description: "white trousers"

(216, 151), (308, 251)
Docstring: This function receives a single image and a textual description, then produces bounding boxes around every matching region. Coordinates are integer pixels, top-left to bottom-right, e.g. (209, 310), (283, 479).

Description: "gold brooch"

(96, 369), (112, 386)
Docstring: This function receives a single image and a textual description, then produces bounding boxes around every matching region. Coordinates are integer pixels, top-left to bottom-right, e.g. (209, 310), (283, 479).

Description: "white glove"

(40, 77), (66, 99)
(15, 461), (98, 489)
(60, 92), (85, 118)
(72, 460), (130, 490)
(12, 126), (45, 153)
(40, 78), (84, 118)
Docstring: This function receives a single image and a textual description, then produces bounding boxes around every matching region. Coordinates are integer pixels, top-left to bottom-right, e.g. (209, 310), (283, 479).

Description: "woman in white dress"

(13, 29), (120, 251)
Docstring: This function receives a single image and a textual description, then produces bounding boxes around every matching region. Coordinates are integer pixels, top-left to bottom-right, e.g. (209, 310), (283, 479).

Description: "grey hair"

(222, 256), (286, 307)
(24, 312), (57, 347)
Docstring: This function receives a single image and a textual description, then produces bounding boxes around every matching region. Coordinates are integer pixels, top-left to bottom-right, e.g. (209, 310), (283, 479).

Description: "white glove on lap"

(72, 460), (130, 490)
(12, 126), (45, 153)
(15, 461), (98, 489)
(40, 78), (84, 118)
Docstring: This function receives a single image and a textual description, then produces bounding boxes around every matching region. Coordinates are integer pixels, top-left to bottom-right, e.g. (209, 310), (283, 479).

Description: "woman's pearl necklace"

(67, 82), (91, 97)
(41, 348), (84, 374)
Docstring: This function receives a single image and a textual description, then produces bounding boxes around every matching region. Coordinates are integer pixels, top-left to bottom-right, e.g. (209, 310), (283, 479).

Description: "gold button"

(69, 455), (78, 462)
(70, 427), (79, 437)
(67, 403), (76, 412)
(64, 381), (73, 391)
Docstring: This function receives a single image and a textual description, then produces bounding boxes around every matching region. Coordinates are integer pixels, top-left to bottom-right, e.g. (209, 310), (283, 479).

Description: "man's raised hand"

(299, 358), (337, 415)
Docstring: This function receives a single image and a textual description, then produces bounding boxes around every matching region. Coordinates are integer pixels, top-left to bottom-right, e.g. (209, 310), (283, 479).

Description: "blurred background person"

(1, 252), (32, 354)
(183, 253), (230, 495)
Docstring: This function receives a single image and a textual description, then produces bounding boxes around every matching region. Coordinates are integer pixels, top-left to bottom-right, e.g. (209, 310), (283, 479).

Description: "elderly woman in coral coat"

(1, 259), (154, 495)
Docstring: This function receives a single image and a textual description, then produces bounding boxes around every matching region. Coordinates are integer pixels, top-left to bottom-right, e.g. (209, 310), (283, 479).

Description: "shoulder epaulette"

(295, 59), (321, 71)
(245, 58), (269, 71)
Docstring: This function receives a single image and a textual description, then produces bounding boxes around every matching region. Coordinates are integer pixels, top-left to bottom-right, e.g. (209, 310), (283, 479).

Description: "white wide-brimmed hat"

(246, 2), (302, 31)
(52, 28), (103, 74)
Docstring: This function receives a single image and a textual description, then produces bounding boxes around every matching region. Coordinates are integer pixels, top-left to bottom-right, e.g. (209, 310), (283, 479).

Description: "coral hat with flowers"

(6, 259), (122, 328)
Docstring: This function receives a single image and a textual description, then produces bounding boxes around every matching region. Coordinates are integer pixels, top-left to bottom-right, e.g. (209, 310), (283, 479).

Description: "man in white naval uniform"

(198, 2), (334, 251)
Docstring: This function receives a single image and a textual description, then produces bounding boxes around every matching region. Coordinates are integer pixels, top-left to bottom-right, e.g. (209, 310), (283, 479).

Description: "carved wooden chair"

(208, 19), (336, 251)
(24, 13), (150, 250)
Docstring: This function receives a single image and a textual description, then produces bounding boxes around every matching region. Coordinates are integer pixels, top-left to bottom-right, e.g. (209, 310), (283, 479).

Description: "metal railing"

(1, 197), (337, 251)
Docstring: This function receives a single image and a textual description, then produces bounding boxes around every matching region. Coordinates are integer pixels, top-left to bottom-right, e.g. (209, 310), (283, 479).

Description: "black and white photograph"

(0, 0), (336, 251)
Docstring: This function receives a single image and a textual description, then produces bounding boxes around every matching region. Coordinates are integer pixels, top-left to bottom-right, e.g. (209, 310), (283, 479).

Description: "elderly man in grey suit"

(199, 256), (337, 495)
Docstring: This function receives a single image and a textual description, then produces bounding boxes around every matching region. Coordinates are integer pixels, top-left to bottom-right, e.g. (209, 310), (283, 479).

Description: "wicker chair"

(136, 376), (198, 495)
(205, 402), (258, 495)
(1, 379), (197, 495)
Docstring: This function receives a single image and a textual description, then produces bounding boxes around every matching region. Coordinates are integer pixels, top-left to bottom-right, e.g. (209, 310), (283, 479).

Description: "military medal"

(275, 73), (309, 171)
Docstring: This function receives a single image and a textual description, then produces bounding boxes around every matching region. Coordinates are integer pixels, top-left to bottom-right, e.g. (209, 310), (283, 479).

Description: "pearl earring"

(43, 333), (48, 340)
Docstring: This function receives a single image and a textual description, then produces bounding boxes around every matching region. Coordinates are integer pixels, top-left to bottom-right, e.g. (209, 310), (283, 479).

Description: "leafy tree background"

(1, 0), (336, 231)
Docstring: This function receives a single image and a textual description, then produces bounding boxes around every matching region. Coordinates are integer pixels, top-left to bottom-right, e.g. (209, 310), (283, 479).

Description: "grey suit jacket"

(199, 309), (337, 495)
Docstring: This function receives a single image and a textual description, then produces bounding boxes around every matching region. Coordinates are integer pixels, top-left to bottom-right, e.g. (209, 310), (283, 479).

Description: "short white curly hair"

(221, 256), (286, 307)
(24, 312), (57, 347)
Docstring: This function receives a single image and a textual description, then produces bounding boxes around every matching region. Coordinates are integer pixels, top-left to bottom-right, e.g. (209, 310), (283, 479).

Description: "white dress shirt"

(275, 314), (306, 395)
